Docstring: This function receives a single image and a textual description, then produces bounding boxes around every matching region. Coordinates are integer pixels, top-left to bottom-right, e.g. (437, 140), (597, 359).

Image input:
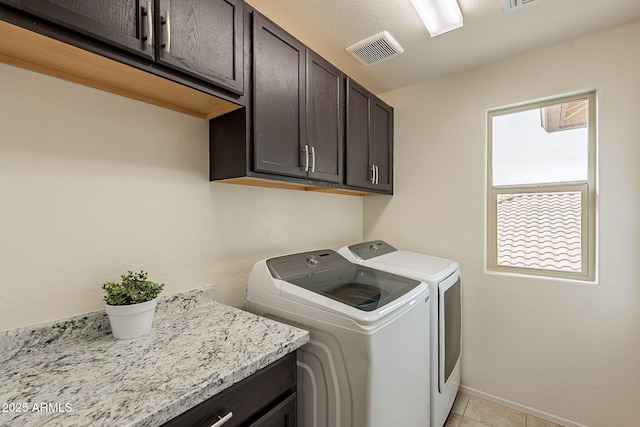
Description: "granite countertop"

(0, 287), (309, 427)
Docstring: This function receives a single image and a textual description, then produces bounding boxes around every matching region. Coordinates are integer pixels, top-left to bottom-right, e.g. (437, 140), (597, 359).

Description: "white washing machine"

(247, 249), (431, 427)
(339, 241), (461, 427)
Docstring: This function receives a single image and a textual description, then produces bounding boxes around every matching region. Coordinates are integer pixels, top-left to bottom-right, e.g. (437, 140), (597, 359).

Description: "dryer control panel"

(348, 240), (397, 260)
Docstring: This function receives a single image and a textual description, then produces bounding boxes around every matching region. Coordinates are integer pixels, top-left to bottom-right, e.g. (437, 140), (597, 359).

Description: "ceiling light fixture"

(410, 0), (463, 37)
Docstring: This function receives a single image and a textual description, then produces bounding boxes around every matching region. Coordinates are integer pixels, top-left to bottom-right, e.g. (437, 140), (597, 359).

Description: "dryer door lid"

(368, 251), (458, 281)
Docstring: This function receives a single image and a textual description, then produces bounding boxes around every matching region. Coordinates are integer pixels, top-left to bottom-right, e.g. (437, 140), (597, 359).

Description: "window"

(487, 92), (596, 280)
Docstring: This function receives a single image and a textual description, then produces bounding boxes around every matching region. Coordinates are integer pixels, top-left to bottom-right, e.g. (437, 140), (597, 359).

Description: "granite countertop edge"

(0, 286), (309, 427)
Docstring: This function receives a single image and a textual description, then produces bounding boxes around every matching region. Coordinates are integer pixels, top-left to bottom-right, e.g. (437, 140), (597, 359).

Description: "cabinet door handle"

(210, 412), (233, 427)
(371, 165), (379, 184)
(311, 146), (316, 173)
(161, 11), (171, 52)
(375, 165), (379, 184)
(304, 145), (309, 172)
(143, 1), (152, 46)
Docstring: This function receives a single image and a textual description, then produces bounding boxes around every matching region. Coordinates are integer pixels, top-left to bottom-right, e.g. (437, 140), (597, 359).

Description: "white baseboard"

(458, 385), (588, 427)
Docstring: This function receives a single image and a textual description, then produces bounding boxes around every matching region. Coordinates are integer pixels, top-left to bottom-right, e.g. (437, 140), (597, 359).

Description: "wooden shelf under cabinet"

(0, 20), (240, 120)
(216, 176), (381, 196)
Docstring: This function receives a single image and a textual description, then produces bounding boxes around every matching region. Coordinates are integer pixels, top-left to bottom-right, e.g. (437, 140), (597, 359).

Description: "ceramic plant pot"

(105, 298), (157, 340)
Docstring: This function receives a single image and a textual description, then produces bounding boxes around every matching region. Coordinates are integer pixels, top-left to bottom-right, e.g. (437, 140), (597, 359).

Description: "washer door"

(439, 271), (461, 392)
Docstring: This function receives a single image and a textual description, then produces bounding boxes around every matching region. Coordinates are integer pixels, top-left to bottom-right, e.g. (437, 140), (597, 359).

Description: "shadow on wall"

(363, 194), (393, 239)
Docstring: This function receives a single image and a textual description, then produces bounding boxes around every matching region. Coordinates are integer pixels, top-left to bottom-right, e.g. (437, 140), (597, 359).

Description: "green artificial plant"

(102, 270), (164, 305)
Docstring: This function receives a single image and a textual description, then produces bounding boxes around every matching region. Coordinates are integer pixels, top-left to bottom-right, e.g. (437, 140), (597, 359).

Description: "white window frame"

(487, 92), (597, 281)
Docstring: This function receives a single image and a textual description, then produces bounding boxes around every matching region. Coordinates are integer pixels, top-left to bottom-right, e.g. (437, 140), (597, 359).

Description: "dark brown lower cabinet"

(249, 394), (296, 427)
(161, 352), (297, 427)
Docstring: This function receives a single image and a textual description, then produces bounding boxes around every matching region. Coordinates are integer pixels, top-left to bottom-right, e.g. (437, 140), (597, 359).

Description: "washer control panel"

(267, 249), (350, 281)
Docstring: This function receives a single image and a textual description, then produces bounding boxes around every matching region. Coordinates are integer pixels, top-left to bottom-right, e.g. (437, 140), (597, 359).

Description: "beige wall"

(0, 62), (363, 332)
(366, 21), (640, 426)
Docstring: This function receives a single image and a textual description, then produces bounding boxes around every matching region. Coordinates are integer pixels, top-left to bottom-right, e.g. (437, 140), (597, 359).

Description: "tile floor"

(444, 392), (564, 427)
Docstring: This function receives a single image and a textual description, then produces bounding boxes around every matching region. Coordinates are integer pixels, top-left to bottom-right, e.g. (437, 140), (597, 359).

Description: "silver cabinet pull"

(371, 165), (379, 184)
(304, 145), (309, 172)
(166, 11), (171, 52)
(210, 412), (233, 427)
(311, 146), (316, 173)
(144, 1), (152, 46)
(161, 10), (171, 52)
(375, 165), (379, 184)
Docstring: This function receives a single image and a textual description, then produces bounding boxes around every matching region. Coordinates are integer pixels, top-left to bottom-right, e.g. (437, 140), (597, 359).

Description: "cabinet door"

(346, 79), (393, 194)
(371, 98), (393, 192)
(252, 12), (307, 179)
(306, 51), (344, 184)
(0, 0), (153, 59)
(157, 0), (243, 94)
(249, 394), (296, 427)
(346, 79), (374, 189)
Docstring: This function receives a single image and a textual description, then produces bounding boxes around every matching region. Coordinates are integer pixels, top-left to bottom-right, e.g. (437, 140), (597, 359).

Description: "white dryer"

(247, 249), (431, 427)
(339, 241), (461, 427)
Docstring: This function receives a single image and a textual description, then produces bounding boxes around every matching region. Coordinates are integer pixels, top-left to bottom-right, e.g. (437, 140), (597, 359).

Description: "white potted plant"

(102, 270), (164, 340)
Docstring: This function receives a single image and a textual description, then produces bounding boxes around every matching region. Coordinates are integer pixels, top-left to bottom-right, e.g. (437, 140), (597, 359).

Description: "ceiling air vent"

(504, 0), (538, 13)
(345, 31), (404, 66)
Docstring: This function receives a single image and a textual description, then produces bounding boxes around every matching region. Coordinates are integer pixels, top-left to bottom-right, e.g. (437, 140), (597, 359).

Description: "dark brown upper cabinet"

(209, 7), (391, 196)
(252, 12), (344, 183)
(346, 78), (394, 194)
(0, 0), (154, 60)
(0, 0), (244, 95)
(305, 51), (345, 184)
(252, 11), (307, 179)
(156, 0), (244, 95)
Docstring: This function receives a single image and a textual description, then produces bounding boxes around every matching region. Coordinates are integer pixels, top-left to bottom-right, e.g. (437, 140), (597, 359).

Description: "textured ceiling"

(245, 0), (640, 94)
